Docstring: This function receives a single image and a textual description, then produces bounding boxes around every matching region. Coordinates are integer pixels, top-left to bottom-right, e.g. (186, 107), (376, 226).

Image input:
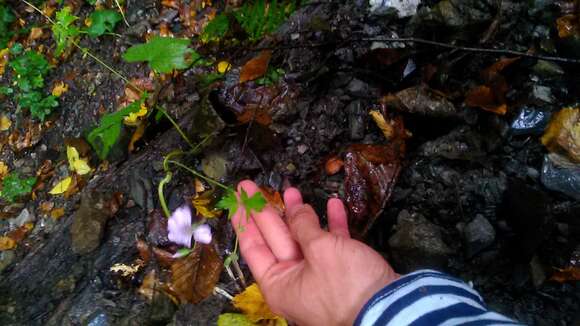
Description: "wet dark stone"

(463, 214), (496, 257)
(347, 100), (366, 140)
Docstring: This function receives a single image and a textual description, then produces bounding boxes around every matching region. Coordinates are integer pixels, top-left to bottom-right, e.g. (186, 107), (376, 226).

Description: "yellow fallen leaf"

(52, 81), (69, 97)
(110, 262), (142, 277)
(49, 177), (72, 195)
(50, 207), (65, 220)
(0, 236), (16, 251)
(0, 48), (9, 76)
(541, 107), (580, 163)
(128, 122), (146, 152)
(0, 162), (8, 180)
(0, 114), (11, 131)
(67, 146), (91, 175)
(217, 61), (231, 74)
(233, 283), (286, 323)
(192, 196), (222, 219)
(123, 103), (148, 126)
(370, 110), (394, 140)
(29, 27), (44, 40)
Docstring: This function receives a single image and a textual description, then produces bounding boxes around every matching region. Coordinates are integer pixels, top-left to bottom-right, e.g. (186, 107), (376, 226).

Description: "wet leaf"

(123, 36), (199, 73)
(29, 27), (44, 40)
(556, 15), (579, 38)
(391, 86), (458, 118)
(0, 236), (16, 250)
(344, 118), (406, 238)
(541, 107), (580, 163)
(51, 81), (68, 97)
(217, 60), (231, 74)
(86, 10), (122, 38)
(217, 313), (255, 326)
(67, 146), (91, 175)
(50, 207), (65, 219)
(325, 156), (344, 176)
(481, 57), (519, 82)
(123, 103), (148, 126)
(237, 106), (272, 126)
(0, 115), (11, 131)
(259, 187), (284, 213)
(6, 222), (33, 244)
(128, 122), (146, 152)
(550, 267), (580, 282)
(0, 161), (8, 179)
(192, 192), (222, 219)
(465, 85), (507, 115)
(138, 270), (170, 302)
(233, 283), (285, 323)
(239, 50), (272, 83)
(170, 243), (223, 304)
(370, 110), (395, 140)
(49, 176), (72, 195)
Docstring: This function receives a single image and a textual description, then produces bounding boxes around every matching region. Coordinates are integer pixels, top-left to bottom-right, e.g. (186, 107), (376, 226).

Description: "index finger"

(231, 181), (277, 283)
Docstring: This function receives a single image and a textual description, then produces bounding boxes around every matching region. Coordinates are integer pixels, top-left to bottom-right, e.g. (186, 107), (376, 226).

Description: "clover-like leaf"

(123, 36), (200, 73)
(86, 10), (122, 38)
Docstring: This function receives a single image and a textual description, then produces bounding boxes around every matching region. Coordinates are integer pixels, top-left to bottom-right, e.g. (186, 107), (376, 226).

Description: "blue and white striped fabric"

(354, 270), (525, 326)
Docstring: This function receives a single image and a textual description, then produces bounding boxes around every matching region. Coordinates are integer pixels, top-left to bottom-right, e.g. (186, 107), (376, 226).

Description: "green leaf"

(86, 100), (142, 160)
(201, 13), (229, 43)
(52, 7), (80, 56)
(217, 313), (256, 326)
(86, 9), (122, 38)
(240, 189), (267, 216)
(123, 36), (199, 73)
(0, 173), (37, 203)
(0, 4), (15, 49)
(216, 188), (238, 219)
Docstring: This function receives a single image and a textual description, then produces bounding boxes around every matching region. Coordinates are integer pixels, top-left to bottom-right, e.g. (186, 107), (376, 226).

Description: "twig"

(213, 286), (234, 300)
(114, 0), (131, 27)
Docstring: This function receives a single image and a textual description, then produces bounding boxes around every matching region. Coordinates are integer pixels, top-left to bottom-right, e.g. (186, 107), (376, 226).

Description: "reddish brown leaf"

(325, 156), (344, 176)
(550, 267), (580, 283)
(259, 187), (285, 213)
(481, 57), (520, 83)
(465, 85), (507, 115)
(237, 106), (272, 126)
(344, 117), (406, 239)
(170, 244), (223, 304)
(239, 50), (272, 83)
(7, 223), (34, 243)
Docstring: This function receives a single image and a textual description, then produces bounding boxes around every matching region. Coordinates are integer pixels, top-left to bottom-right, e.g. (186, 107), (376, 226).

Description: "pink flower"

(168, 206), (194, 248)
(193, 224), (212, 244)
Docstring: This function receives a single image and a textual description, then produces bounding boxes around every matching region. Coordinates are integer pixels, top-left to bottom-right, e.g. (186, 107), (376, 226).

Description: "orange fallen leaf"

(259, 186), (284, 213)
(482, 57), (520, 82)
(0, 161), (8, 179)
(556, 15), (579, 38)
(541, 107), (580, 163)
(370, 110), (395, 140)
(50, 207), (65, 219)
(52, 81), (69, 97)
(40, 201), (55, 213)
(0, 237), (16, 251)
(325, 156), (344, 176)
(29, 27), (44, 41)
(239, 50), (272, 83)
(128, 123), (146, 152)
(465, 85), (507, 115)
(550, 266), (580, 283)
(237, 106), (272, 126)
(7, 223), (34, 243)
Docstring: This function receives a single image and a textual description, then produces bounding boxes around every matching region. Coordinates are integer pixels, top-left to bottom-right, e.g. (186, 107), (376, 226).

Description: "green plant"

(0, 4), (15, 49)
(52, 6), (80, 56)
(123, 36), (201, 73)
(7, 46), (58, 120)
(255, 67), (285, 85)
(86, 9), (122, 38)
(201, 13), (229, 43)
(234, 0), (299, 41)
(87, 99), (143, 160)
(0, 172), (37, 202)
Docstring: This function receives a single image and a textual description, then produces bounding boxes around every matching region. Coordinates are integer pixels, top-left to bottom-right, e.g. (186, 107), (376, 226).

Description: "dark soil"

(1, 1), (579, 325)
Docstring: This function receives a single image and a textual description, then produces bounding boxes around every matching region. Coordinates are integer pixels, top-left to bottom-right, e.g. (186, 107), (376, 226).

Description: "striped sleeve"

(354, 270), (525, 326)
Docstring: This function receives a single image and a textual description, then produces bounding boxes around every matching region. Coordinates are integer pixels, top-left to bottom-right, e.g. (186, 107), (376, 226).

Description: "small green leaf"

(52, 7), (80, 56)
(123, 36), (200, 73)
(86, 10), (122, 38)
(240, 189), (267, 216)
(201, 13), (229, 43)
(86, 100), (143, 160)
(216, 188), (238, 219)
(176, 248), (192, 257)
(217, 313), (255, 326)
(223, 252), (239, 268)
(0, 173), (37, 203)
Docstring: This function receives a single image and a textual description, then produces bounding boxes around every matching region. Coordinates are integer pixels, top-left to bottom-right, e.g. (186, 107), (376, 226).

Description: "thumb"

(287, 204), (324, 248)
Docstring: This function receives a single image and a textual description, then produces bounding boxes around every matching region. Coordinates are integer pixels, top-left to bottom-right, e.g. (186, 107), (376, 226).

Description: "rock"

(297, 144), (308, 154)
(529, 255), (546, 288)
(510, 107), (551, 136)
(529, 85), (555, 104)
(0, 250), (15, 273)
(347, 78), (370, 97)
(532, 60), (564, 79)
(347, 100), (366, 140)
(411, 0), (495, 30)
(369, 0), (420, 17)
(463, 215), (496, 257)
(201, 151), (227, 180)
(541, 154), (580, 200)
(9, 208), (35, 228)
(388, 210), (453, 272)
(149, 292), (177, 323)
(171, 295), (228, 326)
(419, 126), (487, 160)
(394, 86), (459, 118)
(70, 192), (113, 255)
(128, 166), (154, 212)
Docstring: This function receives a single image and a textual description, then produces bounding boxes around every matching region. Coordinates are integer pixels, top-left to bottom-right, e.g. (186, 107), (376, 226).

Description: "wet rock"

(128, 167), (154, 212)
(393, 86), (459, 118)
(541, 154), (580, 200)
(532, 60), (565, 79)
(529, 85), (556, 104)
(411, 0), (495, 30)
(511, 107), (551, 136)
(347, 100), (366, 140)
(171, 295), (228, 326)
(419, 126), (487, 160)
(147, 210), (170, 247)
(463, 215), (495, 257)
(370, 0), (420, 17)
(0, 250), (15, 273)
(70, 192), (113, 255)
(201, 151), (227, 180)
(149, 292), (177, 323)
(347, 78), (371, 97)
(388, 210), (452, 272)
(529, 255), (547, 288)
(9, 208), (35, 228)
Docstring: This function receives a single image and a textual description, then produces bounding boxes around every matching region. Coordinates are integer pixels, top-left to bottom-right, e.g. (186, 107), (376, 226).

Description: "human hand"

(231, 180), (399, 326)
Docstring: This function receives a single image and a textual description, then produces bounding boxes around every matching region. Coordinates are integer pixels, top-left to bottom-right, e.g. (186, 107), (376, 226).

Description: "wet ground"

(1, 1), (579, 325)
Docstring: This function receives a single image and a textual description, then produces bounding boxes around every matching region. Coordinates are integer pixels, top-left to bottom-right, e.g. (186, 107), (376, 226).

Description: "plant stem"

(158, 172), (172, 217)
(166, 160), (229, 190)
(155, 106), (196, 150)
(114, 0), (131, 27)
(74, 42), (132, 85)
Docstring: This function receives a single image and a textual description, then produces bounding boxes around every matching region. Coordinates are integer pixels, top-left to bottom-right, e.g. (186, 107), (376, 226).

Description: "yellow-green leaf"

(49, 176), (72, 195)
(67, 146), (91, 175)
(233, 283), (286, 324)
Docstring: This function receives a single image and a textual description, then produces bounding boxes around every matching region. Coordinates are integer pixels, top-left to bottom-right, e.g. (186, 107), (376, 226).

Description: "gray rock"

(0, 250), (15, 273)
(530, 85), (555, 104)
(201, 152), (227, 180)
(463, 215), (496, 257)
(70, 192), (112, 255)
(346, 78), (369, 97)
(128, 167), (154, 212)
(347, 101), (366, 140)
(389, 210), (453, 272)
(9, 208), (35, 229)
(532, 60), (564, 79)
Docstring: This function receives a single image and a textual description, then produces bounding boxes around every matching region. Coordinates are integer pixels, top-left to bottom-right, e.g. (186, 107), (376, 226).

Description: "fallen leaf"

(63, 174), (82, 198)
(0, 161), (8, 179)
(344, 115), (406, 239)
(123, 103), (148, 126)
(7, 223), (34, 243)
(391, 86), (458, 118)
(110, 262), (142, 277)
(370, 110), (395, 140)
(259, 187), (284, 213)
(465, 85), (507, 115)
(217, 313), (255, 326)
(51, 81), (69, 97)
(49, 176), (72, 195)
(138, 270), (173, 302)
(550, 266), (580, 282)
(29, 27), (44, 40)
(50, 207), (65, 219)
(0, 237), (16, 250)
(192, 192), (222, 219)
(325, 156), (344, 176)
(481, 57), (520, 82)
(0, 48), (9, 76)
(0, 115), (12, 131)
(556, 15), (579, 38)
(67, 146), (91, 175)
(541, 107), (580, 163)
(40, 201), (55, 213)
(233, 283), (285, 323)
(239, 50), (272, 83)
(237, 106), (272, 126)
(128, 122), (146, 152)
(170, 243), (223, 304)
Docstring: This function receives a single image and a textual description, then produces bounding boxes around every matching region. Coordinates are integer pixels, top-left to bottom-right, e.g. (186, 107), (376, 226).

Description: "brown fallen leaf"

(6, 222), (34, 243)
(50, 207), (65, 220)
(325, 156), (344, 176)
(29, 27), (44, 41)
(259, 187), (284, 213)
(465, 85), (507, 115)
(138, 270), (178, 304)
(541, 107), (580, 163)
(550, 266), (580, 283)
(465, 57), (518, 115)
(239, 50), (272, 83)
(390, 85), (458, 118)
(192, 191), (222, 219)
(170, 243), (223, 304)
(556, 15), (579, 38)
(0, 237), (16, 251)
(237, 106), (273, 126)
(233, 283), (286, 323)
(481, 57), (520, 83)
(344, 112), (406, 239)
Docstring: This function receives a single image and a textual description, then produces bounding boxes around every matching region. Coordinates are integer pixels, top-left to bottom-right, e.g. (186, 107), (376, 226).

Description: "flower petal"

(168, 206), (193, 248)
(193, 224), (212, 244)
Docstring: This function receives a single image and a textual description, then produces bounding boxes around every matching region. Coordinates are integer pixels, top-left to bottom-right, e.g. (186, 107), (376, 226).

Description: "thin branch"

(114, 0), (131, 27)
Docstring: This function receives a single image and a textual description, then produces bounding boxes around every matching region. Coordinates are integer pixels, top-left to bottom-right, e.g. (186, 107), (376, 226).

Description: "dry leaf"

(129, 123), (146, 152)
(192, 193), (222, 219)
(233, 283), (285, 323)
(0, 237), (16, 251)
(0, 115), (12, 131)
(40, 201), (55, 213)
(239, 50), (272, 83)
(550, 267), (580, 282)
(138, 270), (167, 302)
(465, 85), (507, 115)
(0, 161), (8, 179)
(370, 110), (395, 140)
(325, 156), (344, 176)
(67, 146), (91, 175)
(556, 15), (579, 38)
(0, 48), (9, 76)
(7, 223), (34, 243)
(110, 262), (142, 277)
(50, 207), (65, 219)
(170, 243), (223, 304)
(29, 27), (44, 40)
(52, 81), (69, 97)
(259, 187), (284, 213)
(541, 107), (580, 163)
(237, 106), (273, 126)
(49, 176), (72, 195)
